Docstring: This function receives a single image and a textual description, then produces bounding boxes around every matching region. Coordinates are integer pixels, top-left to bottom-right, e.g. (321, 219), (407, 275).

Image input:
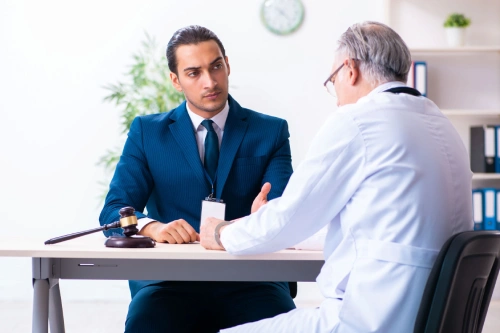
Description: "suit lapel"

(169, 103), (208, 188)
(216, 97), (248, 198)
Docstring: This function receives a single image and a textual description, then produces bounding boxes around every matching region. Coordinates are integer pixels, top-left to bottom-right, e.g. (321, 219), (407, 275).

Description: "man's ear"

(346, 59), (359, 86)
(170, 72), (183, 92)
(225, 56), (230, 76)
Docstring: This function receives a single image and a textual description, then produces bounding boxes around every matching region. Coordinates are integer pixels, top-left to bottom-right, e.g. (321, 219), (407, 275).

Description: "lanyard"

(203, 169), (217, 199)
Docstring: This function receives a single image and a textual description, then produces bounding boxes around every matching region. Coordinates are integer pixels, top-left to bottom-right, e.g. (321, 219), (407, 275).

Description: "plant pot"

(445, 27), (466, 47)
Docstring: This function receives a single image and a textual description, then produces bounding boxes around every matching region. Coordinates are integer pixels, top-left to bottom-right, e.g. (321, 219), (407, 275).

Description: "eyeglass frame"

(323, 63), (345, 88)
(323, 58), (361, 98)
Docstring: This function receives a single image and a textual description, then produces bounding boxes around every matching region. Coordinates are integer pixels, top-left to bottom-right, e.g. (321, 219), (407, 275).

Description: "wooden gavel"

(44, 207), (155, 248)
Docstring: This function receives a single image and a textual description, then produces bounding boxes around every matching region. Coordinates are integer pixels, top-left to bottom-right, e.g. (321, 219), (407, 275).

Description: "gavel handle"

(44, 221), (122, 245)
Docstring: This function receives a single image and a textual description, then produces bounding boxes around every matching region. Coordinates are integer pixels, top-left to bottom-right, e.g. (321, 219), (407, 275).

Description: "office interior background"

(1, 0), (500, 331)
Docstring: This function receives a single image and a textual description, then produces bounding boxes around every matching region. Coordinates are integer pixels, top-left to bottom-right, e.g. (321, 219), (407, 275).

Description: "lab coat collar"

(368, 81), (407, 96)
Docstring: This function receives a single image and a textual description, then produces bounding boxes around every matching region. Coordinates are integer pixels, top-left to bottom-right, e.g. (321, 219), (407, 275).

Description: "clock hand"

(276, 8), (290, 20)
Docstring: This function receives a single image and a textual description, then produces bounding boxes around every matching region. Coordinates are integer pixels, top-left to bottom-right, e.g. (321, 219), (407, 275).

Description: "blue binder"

(472, 189), (484, 230)
(482, 188), (496, 230)
(495, 126), (500, 173)
(497, 190), (500, 230)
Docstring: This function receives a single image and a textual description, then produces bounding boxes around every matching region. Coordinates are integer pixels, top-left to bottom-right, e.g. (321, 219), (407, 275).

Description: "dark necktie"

(201, 119), (219, 182)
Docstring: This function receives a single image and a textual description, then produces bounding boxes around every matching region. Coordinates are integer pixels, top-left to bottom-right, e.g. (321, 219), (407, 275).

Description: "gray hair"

(336, 21), (412, 84)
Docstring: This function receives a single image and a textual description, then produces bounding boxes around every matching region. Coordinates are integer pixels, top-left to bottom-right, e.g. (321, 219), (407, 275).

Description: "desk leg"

(49, 280), (65, 333)
(32, 279), (49, 333)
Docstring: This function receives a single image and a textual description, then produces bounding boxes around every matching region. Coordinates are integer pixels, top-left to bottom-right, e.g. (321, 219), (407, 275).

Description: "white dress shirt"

(137, 102), (229, 230)
(186, 102), (229, 163)
(221, 82), (473, 333)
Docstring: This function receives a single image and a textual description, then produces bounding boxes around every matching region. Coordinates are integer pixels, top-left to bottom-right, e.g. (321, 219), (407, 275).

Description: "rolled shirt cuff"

(137, 217), (157, 231)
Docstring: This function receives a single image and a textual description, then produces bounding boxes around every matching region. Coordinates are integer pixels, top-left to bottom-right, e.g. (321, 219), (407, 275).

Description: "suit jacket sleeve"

(99, 117), (154, 236)
(262, 119), (293, 200)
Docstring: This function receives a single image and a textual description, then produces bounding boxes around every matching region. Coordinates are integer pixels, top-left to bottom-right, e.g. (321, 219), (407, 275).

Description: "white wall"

(0, 0), (498, 302)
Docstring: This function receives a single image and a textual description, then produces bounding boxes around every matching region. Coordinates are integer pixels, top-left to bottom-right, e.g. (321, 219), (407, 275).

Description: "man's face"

(331, 56), (361, 107)
(170, 40), (230, 118)
(332, 58), (349, 107)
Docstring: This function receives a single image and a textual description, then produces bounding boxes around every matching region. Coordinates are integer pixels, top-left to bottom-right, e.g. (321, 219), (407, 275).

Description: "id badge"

(200, 198), (226, 226)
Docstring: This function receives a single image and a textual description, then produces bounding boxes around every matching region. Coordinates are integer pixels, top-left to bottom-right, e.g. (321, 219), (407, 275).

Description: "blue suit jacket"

(99, 95), (293, 295)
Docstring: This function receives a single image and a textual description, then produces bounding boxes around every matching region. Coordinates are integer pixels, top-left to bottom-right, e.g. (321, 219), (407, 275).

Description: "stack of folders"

(470, 125), (500, 173)
(472, 188), (500, 231)
(406, 61), (427, 97)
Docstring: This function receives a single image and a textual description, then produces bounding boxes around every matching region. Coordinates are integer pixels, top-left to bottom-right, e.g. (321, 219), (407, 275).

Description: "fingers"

(260, 182), (271, 197)
(251, 182), (272, 214)
(157, 219), (199, 244)
(168, 228), (187, 244)
(161, 232), (178, 244)
(255, 182), (271, 202)
(204, 217), (225, 226)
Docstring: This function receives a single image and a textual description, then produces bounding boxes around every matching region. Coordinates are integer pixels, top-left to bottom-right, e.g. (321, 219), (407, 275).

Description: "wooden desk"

(0, 238), (324, 333)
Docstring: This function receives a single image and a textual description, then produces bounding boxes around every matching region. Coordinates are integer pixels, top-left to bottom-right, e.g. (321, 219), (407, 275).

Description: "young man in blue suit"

(99, 25), (295, 333)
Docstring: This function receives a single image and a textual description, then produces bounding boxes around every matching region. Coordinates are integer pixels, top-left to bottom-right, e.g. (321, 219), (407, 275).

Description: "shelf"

(473, 173), (500, 180)
(410, 46), (500, 54)
(442, 110), (500, 117)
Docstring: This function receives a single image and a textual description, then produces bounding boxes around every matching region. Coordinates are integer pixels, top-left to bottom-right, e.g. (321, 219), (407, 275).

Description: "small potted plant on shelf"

(443, 13), (471, 47)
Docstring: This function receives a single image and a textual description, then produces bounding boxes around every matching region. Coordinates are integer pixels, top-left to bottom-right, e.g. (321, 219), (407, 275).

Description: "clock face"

(261, 0), (305, 35)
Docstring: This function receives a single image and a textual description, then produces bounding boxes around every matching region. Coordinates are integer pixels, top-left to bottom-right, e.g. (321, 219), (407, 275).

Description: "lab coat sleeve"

(290, 225), (328, 251)
(221, 110), (367, 255)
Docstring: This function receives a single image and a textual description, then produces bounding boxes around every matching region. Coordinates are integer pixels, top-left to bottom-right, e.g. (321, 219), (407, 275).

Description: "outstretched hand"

(251, 182), (271, 214)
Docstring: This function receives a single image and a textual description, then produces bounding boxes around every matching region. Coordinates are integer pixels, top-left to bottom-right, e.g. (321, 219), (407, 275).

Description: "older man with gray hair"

(201, 21), (473, 332)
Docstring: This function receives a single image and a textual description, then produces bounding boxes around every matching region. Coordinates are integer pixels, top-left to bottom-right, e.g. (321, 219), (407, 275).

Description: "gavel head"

(119, 207), (139, 237)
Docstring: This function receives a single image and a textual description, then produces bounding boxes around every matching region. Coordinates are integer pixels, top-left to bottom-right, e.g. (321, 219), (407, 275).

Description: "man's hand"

(139, 220), (199, 244)
(251, 182), (271, 214)
(200, 217), (227, 250)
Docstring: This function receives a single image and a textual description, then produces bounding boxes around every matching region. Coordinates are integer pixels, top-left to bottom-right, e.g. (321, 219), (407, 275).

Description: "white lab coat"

(220, 82), (473, 333)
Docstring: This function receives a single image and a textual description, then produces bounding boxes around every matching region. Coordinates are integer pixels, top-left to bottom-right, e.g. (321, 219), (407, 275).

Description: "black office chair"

(288, 282), (297, 299)
(413, 230), (500, 333)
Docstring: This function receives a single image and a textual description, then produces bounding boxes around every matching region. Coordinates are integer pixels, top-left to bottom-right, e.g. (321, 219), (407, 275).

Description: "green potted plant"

(443, 13), (471, 47)
(98, 33), (185, 201)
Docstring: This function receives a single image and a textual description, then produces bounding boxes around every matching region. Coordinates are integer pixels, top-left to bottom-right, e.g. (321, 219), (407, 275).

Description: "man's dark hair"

(166, 25), (226, 75)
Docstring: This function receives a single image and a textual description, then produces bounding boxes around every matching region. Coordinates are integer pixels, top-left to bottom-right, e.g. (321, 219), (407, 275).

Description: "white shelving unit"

(473, 174), (500, 180)
(407, 47), (500, 186)
(410, 46), (500, 54)
(388, 0), (500, 300)
(442, 110), (500, 117)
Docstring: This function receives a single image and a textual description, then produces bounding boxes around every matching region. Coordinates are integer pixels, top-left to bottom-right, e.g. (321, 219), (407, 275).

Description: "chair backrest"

(288, 282), (297, 299)
(414, 231), (500, 333)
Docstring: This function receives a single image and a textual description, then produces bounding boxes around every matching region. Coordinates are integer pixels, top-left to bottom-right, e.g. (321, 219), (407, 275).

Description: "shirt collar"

(186, 100), (230, 132)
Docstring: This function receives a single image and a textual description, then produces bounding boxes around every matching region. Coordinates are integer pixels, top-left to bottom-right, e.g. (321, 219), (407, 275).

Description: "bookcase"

(410, 45), (500, 301)
(408, 47), (500, 186)
(384, 0), (500, 298)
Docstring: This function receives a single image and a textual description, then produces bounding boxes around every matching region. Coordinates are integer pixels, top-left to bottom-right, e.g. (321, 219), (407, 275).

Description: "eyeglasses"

(323, 63), (344, 97)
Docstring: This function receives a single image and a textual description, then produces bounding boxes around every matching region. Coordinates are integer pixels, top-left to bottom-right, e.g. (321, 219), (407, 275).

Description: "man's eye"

(188, 71), (198, 77)
(213, 63), (222, 70)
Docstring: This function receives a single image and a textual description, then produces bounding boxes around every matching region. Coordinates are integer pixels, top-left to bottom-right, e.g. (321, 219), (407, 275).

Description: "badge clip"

(205, 194), (223, 203)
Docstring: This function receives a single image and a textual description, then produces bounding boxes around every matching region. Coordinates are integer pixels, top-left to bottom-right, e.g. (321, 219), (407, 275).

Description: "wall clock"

(261, 0), (305, 36)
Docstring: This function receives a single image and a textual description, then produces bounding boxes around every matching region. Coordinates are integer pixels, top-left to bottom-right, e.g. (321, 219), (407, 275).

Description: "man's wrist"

(214, 221), (233, 249)
(139, 220), (159, 237)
